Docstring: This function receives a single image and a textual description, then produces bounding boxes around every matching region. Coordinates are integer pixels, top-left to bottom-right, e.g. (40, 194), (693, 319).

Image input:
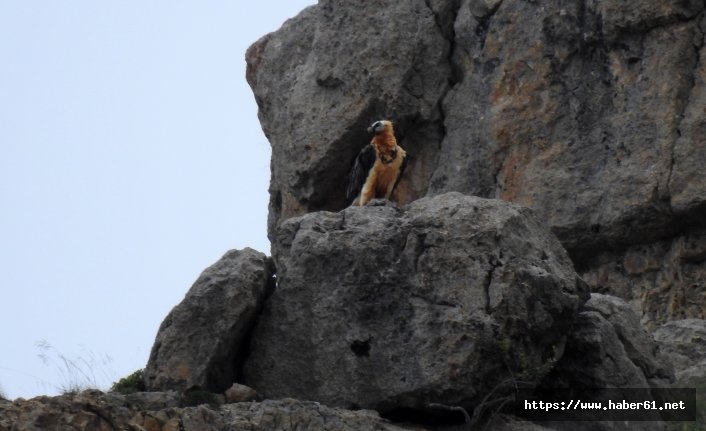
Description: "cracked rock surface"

(545, 294), (673, 390)
(0, 392), (408, 431)
(243, 193), (586, 412)
(144, 248), (274, 393)
(248, 0), (706, 327)
(247, 0), (451, 237)
(654, 318), (706, 383)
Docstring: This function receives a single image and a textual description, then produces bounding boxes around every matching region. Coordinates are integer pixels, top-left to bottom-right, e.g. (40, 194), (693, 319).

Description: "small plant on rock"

(110, 369), (146, 394)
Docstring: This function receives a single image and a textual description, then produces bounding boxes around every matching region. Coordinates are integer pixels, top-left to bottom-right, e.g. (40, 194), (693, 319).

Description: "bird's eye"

(372, 121), (381, 129)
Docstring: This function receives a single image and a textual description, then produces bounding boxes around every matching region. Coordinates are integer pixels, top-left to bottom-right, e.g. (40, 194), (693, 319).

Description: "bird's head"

(367, 120), (393, 135)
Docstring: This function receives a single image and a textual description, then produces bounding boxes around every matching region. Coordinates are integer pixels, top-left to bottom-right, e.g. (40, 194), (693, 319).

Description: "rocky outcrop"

(134, 399), (411, 431)
(144, 249), (274, 393)
(544, 294), (673, 389)
(243, 193), (586, 414)
(654, 318), (706, 383)
(0, 390), (180, 431)
(486, 415), (559, 431)
(13, 1), (703, 430)
(247, 0), (706, 327)
(581, 229), (706, 329)
(0, 391), (409, 431)
(128, 194), (674, 430)
(530, 294), (674, 431)
(582, 294), (674, 387)
(434, 0), (705, 258)
(246, 0), (451, 236)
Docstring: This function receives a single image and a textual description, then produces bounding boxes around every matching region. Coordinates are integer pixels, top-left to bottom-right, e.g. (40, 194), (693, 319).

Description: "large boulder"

(533, 294), (674, 431)
(144, 248), (274, 392)
(247, 0), (706, 328)
(243, 193), (586, 413)
(544, 293), (673, 389)
(583, 294), (674, 387)
(654, 319), (706, 383)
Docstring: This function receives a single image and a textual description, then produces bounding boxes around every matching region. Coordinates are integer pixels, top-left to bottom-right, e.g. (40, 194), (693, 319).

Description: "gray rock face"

(437, 0), (704, 261)
(144, 248), (274, 393)
(580, 228), (706, 328)
(654, 319), (706, 382)
(548, 311), (651, 389)
(535, 295), (674, 431)
(583, 294), (674, 387)
(243, 193), (586, 412)
(545, 294), (672, 389)
(0, 390), (180, 431)
(0, 391), (407, 431)
(246, 0), (451, 236)
(247, 0), (706, 327)
(135, 399), (410, 431)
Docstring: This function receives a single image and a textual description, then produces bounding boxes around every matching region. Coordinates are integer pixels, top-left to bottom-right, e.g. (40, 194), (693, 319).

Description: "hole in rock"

(350, 339), (371, 357)
(380, 406), (469, 427)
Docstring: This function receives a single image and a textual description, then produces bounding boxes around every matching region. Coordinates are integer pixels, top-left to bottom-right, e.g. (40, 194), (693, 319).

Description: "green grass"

(110, 369), (145, 394)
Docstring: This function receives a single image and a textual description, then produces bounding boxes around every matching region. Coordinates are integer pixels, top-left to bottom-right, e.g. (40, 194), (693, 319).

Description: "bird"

(346, 120), (407, 206)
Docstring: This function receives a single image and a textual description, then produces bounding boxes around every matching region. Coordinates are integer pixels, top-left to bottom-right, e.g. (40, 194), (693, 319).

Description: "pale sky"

(0, 1), (316, 399)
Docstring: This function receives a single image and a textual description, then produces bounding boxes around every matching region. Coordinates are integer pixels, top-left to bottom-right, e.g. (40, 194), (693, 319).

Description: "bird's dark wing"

(346, 144), (376, 205)
(393, 152), (407, 192)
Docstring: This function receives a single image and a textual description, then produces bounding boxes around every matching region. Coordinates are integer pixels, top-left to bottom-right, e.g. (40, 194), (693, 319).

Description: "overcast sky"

(0, 1), (316, 399)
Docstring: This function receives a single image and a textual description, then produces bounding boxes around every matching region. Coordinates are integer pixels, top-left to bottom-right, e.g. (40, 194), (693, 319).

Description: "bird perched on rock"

(346, 120), (407, 206)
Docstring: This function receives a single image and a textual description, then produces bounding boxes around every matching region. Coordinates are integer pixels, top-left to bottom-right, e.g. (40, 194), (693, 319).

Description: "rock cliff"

(247, 0), (706, 327)
(3, 201), (673, 429)
(3, 0), (706, 430)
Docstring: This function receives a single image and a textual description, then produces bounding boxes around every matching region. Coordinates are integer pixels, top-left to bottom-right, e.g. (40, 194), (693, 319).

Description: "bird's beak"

(366, 126), (373, 134)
